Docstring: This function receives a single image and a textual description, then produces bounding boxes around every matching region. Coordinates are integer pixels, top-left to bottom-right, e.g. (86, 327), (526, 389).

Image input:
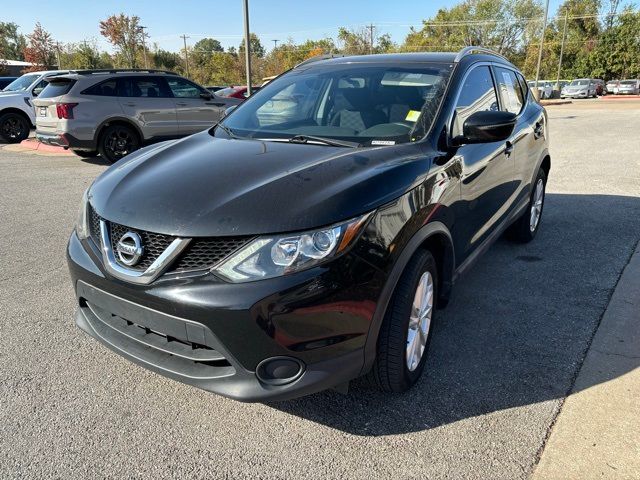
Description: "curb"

(540, 100), (573, 106)
(19, 138), (70, 153)
(533, 241), (640, 479)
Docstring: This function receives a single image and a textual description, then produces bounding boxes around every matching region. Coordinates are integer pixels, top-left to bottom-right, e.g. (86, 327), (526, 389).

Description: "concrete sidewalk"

(533, 242), (640, 479)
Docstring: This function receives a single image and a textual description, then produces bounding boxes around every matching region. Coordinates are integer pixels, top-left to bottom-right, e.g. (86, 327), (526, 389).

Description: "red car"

(215, 86), (261, 99)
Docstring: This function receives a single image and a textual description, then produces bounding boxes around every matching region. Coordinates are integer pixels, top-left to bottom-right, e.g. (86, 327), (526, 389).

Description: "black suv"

(68, 48), (550, 401)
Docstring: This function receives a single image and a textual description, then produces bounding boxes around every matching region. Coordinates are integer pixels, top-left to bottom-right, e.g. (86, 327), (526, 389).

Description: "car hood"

(0, 91), (27, 101)
(90, 131), (433, 237)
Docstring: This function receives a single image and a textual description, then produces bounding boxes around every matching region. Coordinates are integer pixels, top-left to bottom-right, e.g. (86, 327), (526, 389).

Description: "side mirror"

(454, 110), (517, 146)
(222, 105), (237, 118)
(200, 92), (212, 100)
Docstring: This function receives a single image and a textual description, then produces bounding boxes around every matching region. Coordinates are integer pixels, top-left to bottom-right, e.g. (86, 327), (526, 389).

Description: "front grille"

(109, 222), (175, 271)
(88, 204), (252, 274)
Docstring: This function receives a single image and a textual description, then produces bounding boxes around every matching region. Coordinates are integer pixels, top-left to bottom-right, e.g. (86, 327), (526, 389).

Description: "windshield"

(2, 74), (40, 92)
(216, 62), (453, 146)
(570, 79), (589, 86)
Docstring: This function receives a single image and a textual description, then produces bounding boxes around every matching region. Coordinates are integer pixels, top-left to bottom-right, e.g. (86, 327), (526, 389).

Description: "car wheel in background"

(98, 124), (140, 163)
(0, 112), (30, 143)
(71, 150), (99, 158)
(369, 249), (438, 393)
(507, 168), (547, 243)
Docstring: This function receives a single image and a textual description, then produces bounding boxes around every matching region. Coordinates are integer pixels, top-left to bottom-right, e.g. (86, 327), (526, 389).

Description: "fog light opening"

(256, 356), (305, 386)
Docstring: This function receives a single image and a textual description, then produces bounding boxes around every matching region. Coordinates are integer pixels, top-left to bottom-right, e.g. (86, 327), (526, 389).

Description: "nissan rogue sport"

(67, 48), (550, 402)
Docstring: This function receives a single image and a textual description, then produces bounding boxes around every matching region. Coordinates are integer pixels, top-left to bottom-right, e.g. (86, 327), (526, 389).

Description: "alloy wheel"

(529, 178), (544, 232)
(406, 271), (434, 371)
(105, 128), (136, 159)
(1, 115), (25, 141)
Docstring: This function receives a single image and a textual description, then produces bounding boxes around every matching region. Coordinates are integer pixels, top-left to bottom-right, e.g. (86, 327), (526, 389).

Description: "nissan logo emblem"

(116, 231), (144, 266)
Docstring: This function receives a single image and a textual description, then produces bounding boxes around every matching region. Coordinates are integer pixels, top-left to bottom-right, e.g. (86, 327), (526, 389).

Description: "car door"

(117, 76), (178, 140)
(166, 77), (226, 135)
(450, 64), (517, 261)
(493, 66), (538, 217)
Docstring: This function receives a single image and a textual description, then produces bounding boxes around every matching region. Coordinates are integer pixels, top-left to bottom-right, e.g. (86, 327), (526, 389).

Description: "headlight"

(76, 188), (90, 239)
(214, 212), (373, 282)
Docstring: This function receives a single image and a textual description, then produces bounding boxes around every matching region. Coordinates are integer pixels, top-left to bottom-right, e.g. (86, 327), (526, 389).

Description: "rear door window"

(494, 67), (524, 114)
(125, 77), (172, 98)
(452, 66), (498, 137)
(82, 79), (118, 96)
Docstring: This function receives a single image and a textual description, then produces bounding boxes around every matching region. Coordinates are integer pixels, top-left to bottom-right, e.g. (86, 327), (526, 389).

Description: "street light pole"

(181, 34), (190, 78)
(556, 11), (568, 89)
(243, 0), (252, 96)
(534, 0), (550, 90)
(272, 39), (279, 50)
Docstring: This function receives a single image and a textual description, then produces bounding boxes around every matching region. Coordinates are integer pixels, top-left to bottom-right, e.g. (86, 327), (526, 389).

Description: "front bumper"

(67, 231), (383, 401)
(36, 131), (95, 150)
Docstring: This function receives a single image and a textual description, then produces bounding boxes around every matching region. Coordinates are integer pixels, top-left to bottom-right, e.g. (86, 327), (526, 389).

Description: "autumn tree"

(338, 27), (394, 54)
(23, 22), (56, 71)
(99, 14), (144, 68)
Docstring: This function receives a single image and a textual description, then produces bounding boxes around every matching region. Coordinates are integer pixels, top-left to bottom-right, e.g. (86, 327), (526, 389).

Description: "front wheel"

(507, 168), (546, 243)
(369, 249), (438, 392)
(0, 112), (30, 143)
(98, 124), (140, 163)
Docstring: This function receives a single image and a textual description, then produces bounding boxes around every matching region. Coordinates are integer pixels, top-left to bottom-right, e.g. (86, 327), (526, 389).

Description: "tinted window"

(452, 66), (498, 137)
(516, 73), (529, 100)
(125, 77), (171, 98)
(83, 79), (118, 96)
(167, 78), (205, 98)
(494, 67), (524, 114)
(38, 79), (76, 98)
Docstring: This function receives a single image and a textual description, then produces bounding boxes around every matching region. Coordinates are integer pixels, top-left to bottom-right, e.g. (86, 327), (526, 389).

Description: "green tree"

(239, 33), (265, 58)
(338, 27), (394, 54)
(0, 22), (26, 61)
(153, 49), (182, 71)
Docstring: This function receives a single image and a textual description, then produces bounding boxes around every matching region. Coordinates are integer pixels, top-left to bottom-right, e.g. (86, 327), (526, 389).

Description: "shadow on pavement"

(270, 193), (640, 435)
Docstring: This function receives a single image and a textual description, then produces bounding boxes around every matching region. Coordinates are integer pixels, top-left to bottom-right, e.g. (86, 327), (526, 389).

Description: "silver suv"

(33, 69), (242, 162)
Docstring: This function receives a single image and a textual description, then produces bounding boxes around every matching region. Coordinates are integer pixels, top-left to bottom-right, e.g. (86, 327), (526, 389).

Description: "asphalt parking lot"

(1, 100), (639, 479)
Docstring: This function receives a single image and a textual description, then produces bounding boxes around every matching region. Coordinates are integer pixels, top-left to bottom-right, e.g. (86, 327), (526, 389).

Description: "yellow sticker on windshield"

(405, 110), (420, 122)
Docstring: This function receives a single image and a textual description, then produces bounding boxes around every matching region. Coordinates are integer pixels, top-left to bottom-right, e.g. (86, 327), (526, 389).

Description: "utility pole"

(556, 11), (568, 89)
(181, 34), (190, 78)
(243, 0), (252, 96)
(368, 24), (375, 54)
(140, 26), (149, 69)
(272, 39), (279, 50)
(534, 0), (550, 90)
(55, 42), (62, 70)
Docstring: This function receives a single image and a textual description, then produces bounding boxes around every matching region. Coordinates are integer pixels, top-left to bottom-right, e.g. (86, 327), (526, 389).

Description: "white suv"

(0, 70), (70, 143)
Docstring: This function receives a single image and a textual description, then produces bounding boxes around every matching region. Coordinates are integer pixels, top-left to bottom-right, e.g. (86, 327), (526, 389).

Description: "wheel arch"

(0, 107), (33, 128)
(361, 221), (455, 375)
(94, 117), (144, 145)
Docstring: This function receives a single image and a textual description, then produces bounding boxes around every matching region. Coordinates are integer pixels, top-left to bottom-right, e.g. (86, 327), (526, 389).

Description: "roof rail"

(67, 68), (178, 75)
(454, 46), (509, 63)
(294, 54), (345, 68)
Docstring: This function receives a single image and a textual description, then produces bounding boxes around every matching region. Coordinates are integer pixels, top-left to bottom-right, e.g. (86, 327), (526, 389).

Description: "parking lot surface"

(1, 100), (639, 479)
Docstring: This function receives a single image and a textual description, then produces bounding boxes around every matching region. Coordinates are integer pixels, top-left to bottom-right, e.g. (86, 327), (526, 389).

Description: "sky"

(4, 0), (567, 54)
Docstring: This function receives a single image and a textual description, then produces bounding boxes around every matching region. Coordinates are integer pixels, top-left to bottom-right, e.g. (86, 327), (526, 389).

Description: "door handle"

(504, 141), (513, 157)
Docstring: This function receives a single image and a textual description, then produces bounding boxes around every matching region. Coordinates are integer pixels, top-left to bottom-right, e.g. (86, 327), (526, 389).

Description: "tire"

(507, 168), (547, 243)
(98, 124), (140, 163)
(0, 112), (30, 143)
(71, 149), (99, 158)
(369, 249), (438, 393)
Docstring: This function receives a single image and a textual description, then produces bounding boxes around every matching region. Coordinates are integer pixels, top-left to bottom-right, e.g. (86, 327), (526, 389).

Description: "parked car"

(560, 78), (597, 98)
(68, 47), (549, 402)
(33, 69), (243, 162)
(606, 79), (619, 94)
(0, 70), (70, 143)
(206, 85), (226, 93)
(0, 76), (18, 90)
(527, 80), (553, 99)
(615, 79), (640, 95)
(215, 85), (261, 99)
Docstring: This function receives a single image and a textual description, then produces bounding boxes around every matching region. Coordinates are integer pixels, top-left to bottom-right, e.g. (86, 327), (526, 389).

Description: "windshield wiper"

(288, 135), (361, 148)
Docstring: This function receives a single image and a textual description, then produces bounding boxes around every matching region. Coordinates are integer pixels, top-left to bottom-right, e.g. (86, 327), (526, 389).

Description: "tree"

(99, 14), (144, 68)
(153, 49), (182, 71)
(239, 33), (265, 58)
(23, 22), (56, 71)
(61, 41), (110, 70)
(191, 38), (224, 70)
(0, 22), (26, 61)
(338, 27), (394, 54)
